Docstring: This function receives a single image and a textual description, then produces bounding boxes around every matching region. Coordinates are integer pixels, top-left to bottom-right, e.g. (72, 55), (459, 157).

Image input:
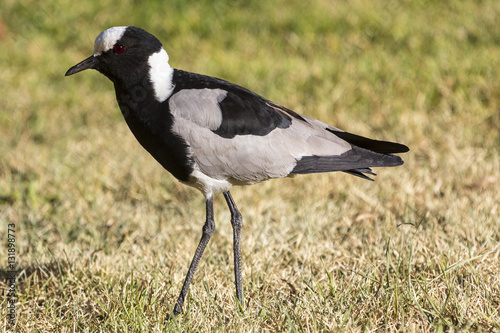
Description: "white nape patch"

(93, 26), (128, 56)
(148, 48), (175, 102)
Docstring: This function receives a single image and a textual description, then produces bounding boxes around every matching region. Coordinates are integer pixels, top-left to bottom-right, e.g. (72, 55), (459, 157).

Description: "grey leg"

(223, 191), (243, 305)
(173, 195), (215, 315)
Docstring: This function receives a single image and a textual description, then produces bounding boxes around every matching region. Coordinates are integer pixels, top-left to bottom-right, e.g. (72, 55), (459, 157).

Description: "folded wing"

(168, 70), (409, 183)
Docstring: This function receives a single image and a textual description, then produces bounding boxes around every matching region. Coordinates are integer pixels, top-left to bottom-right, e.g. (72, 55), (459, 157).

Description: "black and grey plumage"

(66, 26), (409, 315)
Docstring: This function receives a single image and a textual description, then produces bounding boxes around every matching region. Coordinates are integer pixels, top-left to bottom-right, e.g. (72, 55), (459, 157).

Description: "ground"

(0, 0), (499, 331)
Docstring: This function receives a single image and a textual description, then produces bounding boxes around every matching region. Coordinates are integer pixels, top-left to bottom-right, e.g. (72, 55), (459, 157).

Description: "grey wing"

(168, 87), (407, 185)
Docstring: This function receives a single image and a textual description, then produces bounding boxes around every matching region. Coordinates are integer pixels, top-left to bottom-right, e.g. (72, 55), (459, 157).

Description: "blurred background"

(0, 0), (499, 331)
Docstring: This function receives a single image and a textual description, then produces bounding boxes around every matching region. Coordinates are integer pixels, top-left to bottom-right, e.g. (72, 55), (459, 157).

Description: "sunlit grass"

(1, 0), (499, 331)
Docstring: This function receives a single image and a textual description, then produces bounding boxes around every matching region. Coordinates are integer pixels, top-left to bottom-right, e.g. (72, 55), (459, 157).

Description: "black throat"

(112, 78), (194, 182)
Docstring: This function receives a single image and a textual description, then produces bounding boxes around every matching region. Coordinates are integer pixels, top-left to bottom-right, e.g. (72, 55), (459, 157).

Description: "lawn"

(0, 0), (499, 331)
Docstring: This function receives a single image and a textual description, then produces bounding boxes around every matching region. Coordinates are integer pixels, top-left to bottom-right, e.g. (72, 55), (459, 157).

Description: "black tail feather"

(291, 146), (404, 180)
(327, 129), (409, 154)
(343, 168), (376, 181)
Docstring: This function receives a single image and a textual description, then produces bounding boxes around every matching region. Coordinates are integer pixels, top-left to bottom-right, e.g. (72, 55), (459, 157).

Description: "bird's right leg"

(173, 194), (215, 315)
(223, 191), (243, 307)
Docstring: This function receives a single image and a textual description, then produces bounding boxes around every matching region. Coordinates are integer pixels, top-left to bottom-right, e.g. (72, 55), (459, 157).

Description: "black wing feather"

(172, 69), (293, 138)
(214, 91), (292, 138)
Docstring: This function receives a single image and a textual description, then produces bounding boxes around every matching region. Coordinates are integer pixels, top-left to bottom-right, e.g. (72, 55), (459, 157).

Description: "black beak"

(65, 55), (97, 76)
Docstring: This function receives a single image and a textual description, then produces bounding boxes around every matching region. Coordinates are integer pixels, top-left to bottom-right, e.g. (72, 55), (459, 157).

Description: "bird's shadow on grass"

(0, 259), (71, 293)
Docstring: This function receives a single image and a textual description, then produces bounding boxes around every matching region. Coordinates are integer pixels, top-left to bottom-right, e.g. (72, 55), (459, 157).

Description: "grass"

(1, 0), (499, 331)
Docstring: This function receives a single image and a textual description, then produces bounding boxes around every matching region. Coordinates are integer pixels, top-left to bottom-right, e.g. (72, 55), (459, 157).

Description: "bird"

(65, 26), (409, 315)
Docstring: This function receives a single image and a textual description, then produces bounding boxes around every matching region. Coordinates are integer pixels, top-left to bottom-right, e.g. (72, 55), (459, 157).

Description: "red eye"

(113, 45), (125, 54)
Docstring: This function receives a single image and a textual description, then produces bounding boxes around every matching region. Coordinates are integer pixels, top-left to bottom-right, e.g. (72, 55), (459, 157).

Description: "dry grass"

(1, 0), (499, 331)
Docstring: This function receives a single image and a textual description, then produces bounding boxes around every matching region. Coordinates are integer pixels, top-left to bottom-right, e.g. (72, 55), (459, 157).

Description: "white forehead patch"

(148, 48), (175, 102)
(93, 26), (128, 56)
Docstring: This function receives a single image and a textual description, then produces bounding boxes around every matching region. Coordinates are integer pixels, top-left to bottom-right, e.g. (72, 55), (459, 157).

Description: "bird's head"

(66, 26), (174, 102)
(66, 26), (165, 83)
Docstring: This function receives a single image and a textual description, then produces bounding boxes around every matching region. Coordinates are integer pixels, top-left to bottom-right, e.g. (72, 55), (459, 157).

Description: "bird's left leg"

(173, 194), (215, 315)
(223, 191), (243, 306)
